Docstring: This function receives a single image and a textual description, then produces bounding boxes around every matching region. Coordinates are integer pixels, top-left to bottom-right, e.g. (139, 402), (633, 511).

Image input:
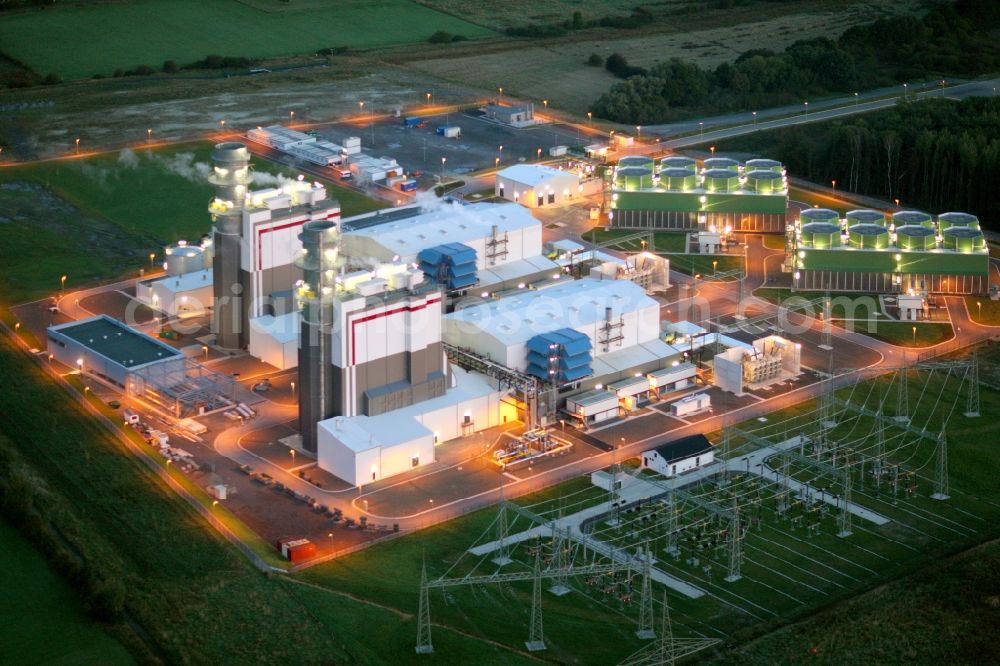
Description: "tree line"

(719, 98), (1000, 229)
(590, 0), (1000, 124)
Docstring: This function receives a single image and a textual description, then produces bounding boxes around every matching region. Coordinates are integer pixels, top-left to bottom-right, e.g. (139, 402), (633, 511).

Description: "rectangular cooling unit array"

(417, 243), (477, 290)
(526, 328), (593, 383)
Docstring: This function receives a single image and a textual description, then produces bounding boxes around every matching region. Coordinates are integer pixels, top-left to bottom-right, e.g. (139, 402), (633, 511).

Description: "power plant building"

(608, 156), (787, 232)
(790, 209), (989, 294)
(495, 164), (581, 208)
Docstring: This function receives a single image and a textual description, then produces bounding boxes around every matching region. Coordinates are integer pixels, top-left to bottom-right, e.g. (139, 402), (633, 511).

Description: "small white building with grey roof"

(495, 164), (580, 208)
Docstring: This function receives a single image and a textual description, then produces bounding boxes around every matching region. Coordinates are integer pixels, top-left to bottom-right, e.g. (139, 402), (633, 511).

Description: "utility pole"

(549, 525), (571, 595)
(931, 430), (950, 500)
(895, 367), (909, 422)
(636, 543), (655, 639)
(718, 426), (731, 486)
(526, 544), (546, 651)
(494, 480), (513, 566)
(820, 294), (832, 350)
(965, 352), (980, 417)
(665, 491), (679, 556)
(837, 466), (853, 537)
(725, 497), (742, 582)
(415, 558), (434, 654)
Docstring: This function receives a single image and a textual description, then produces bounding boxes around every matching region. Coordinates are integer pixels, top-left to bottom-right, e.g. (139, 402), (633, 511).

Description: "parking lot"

(314, 109), (591, 178)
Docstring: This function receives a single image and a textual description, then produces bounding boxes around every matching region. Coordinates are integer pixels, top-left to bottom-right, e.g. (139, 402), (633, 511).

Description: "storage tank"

(744, 170), (784, 194)
(702, 168), (739, 192)
(619, 155), (655, 170)
(937, 212), (980, 231)
(942, 226), (986, 253)
(615, 166), (653, 190)
(845, 209), (886, 226)
(745, 158), (783, 173)
(895, 225), (937, 251)
(800, 222), (842, 248)
(892, 210), (933, 229)
(660, 156), (697, 172)
(848, 224), (890, 249)
(659, 168), (698, 191)
(164, 241), (206, 276)
(799, 208), (841, 226)
(703, 157), (740, 172)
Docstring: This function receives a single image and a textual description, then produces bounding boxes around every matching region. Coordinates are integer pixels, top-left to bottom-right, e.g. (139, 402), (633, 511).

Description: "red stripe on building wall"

(254, 208), (340, 271)
(350, 297), (441, 366)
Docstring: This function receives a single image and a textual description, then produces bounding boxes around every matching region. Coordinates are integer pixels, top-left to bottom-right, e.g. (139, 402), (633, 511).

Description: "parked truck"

(398, 179), (418, 192)
(436, 125), (461, 138)
(403, 116), (422, 128)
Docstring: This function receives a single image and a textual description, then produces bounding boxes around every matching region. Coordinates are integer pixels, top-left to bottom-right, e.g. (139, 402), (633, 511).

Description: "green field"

(583, 226), (688, 253)
(0, 142), (385, 303)
(0, 0), (495, 79)
(0, 520), (133, 665)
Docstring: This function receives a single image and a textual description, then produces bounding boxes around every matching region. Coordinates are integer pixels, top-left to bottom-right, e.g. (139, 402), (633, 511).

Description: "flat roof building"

(495, 165), (580, 209)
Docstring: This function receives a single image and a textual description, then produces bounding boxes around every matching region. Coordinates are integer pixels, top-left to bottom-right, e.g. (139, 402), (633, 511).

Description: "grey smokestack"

(209, 142), (251, 350)
(297, 220), (340, 453)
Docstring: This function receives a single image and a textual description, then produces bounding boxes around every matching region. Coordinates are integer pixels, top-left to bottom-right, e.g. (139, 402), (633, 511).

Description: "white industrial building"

(445, 277), (683, 395)
(136, 269), (213, 316)
(342, 202), (560, 291)
(316, 363), (513, 485)
(248, 312), (298, 370)
(495, 165), (580, 208)
(641, 435), (714, 477)
(714, 335), (801, 395)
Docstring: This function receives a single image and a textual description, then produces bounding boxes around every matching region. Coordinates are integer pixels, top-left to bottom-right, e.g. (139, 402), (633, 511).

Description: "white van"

(123, 409), (140, 426)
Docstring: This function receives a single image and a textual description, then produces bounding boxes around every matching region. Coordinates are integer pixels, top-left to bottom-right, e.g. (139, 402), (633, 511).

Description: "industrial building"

(789, 209), (990, 294)
(341, 202), (560, 293)
(641, 434), (714, 477)
(481, 103), (536, 127)
(608, 155), (787, 232)
(207, 142), (341, 350)
(714, 336), (801, 396)
(495, 165), (580, 208)
(47, 315), (184, 388)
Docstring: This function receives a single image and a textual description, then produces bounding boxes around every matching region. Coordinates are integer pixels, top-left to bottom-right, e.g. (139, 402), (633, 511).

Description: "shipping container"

(403, 117), (422, 127)
(436, 125), (461, 138)
(399, 180), (418, 192)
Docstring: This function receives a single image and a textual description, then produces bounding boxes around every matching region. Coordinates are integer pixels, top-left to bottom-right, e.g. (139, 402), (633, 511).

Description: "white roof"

(343, 202), (537, 253)
(152, 269), (212, 293)
(591, 340), (678, 377)
(317, 367), (498, 452)
(447, 278), (657, 347)
(249, 311), (298, 344)
(478, 255), (561, 288)
(549, 239), (586, 253)
(497, 164), (578, 187)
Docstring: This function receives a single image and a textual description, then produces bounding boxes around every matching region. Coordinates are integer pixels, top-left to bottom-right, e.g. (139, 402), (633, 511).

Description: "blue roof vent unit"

(418, 243), (478, 290)
(526, 328), (592, 383)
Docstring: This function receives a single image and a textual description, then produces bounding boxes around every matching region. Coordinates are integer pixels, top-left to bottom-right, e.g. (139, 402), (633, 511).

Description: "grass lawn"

(754, 288), (885, 319)
(0, 520), (133, 665)
(0, 142), (385, 304)
(0, 0), (494, 79)
(667, 253), (743, 277)
(965, 295), (1000, 326)
(846, 320), (953, 347)
(583, 226), (688, 253)
(761, 234), (787, 250)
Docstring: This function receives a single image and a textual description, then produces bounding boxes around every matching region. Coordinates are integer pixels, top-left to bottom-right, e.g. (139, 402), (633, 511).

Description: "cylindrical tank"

(846, 209), (886, 226)
(199, 233), (214, 269)
(744, 170), (783, 194)
(703, 157), (740, 172)
(745, 158), (783, 173)
(892, 210), (933, 229)
(800, 222), (842, 248)
(616, 166), (653, 190)
(619, 155), (655, 170)
(659, 168), (698, 190)
(848, 223), (890, 249)
(799, 208), (841, 226)
(895, 225), (937, 251)
(942, 226), (986, 253)
(702, 168), (739, 192)
(937, 212), (980, 231)
(164, 241), (206, 276)
(660, 156), (697, 172)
